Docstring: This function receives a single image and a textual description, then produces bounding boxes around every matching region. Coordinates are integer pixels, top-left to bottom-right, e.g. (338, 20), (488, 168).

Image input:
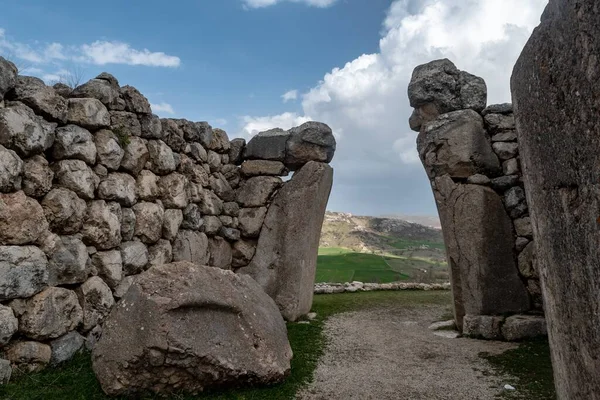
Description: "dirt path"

(298, 305), (518, 400)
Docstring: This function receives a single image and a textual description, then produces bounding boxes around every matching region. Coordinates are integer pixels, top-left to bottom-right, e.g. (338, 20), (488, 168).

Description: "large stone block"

(9, 76), (68, 123)
(501, 315), (547, 342)
(242, 161), (333, 321)
(0, 103), (56, 157)
(0, 246), (48, 301)
(236, 176), (282, 207)
(285, 122), (336, 170)
(433, 177), (530, 330)
(244, 128), (289, 161)
(53, 125), (97, 164)
(0, 191), (48, 245)
(511, 2), (600, 396)
(418, 110), (501, 179)
(67, 98), (110, 130)
(92, 262), (292, 396)
(172, 230), (209, 265)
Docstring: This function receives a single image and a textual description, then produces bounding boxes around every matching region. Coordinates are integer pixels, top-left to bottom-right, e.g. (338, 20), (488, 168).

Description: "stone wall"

(0, 56), (335, 374)
(407, 59), (545, 341)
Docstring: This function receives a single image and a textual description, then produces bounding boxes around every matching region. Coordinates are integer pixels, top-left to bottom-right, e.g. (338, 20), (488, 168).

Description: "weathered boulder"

(148, 239), (172, 267)
(178, 154), (209, 186)
(285, 122), (336, 170)
(238, 207), (267, 238)
(0, 304), (18, 346)
(147, 140), (176, 175)
(50, 331), (85, 365)
(22, 155), (53, 197)
(71, 76), (121, 109)
(244, 128), (289, 161)
(418, 110), (501, 179)
(492, 142), (518, 160)
(42, 188), (86, 234)
(0, 191), (48, 245)
(120, 137), (149, 175)
(0, 103), (56, 157)
(110, 111), (141, 137)
(209, 173), (234, 201)
(53, 159), (99, 200)
(45, 235), (90, 285)
(92, 262), (292, 396)
(139, 114), (162, 139)
(121, 85), (151, 114)
(0, 56), (17, 97)
(77, 276), (115, 332)
(94, 129), (124, 170)
(229, 138), (245, 164)
(462, 315), (504, 340)
(432, 176), (530, 330)
(161, 119), (186, 152)
(208, 237), (232, 269)
(501, 315), (547, 341)
(9, 76), (68, 123)
(0, 246), (48, 300)
(207, 128), (230, 152)
(232, 239), (256, 268)
(53, 125), (97, 164)
(241, 160), (287, 176)
(0, 144), (23, 193)
(97, 173), (137, 206)
(172, 230), (209, 265)
(133, 202), (164, 244)
(81, 200), (122, 250)
(203, 216), (223, 236)
(67, 98), (110, 130)
(181, 203), (203, 231)
(120, 241), (148, 276)
(207, 150), (221, 172)
(5, 341), (51, 372)
(242, 162), (333, 321)
(136, 170), (160, 201)
(198, 189), (223, 215)
(158, 173), (188, 209)
(408, 59), (487, 131)
(121, 207), (136, 242)
(236, 176), (282, 207)
(9, 287), (82, 340)
(92, 250), (122, 289)
(162, 209), (183, 241)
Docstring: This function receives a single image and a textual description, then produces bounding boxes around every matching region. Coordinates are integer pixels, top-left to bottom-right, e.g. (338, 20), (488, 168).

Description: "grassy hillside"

(317, 212), (448, 284)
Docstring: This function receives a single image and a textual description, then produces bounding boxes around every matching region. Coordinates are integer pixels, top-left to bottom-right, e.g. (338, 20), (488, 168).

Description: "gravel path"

(298, 305), (518, 400)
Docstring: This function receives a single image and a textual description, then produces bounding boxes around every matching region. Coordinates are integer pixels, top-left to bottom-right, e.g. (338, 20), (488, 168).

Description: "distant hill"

(381, 214), (442, 230)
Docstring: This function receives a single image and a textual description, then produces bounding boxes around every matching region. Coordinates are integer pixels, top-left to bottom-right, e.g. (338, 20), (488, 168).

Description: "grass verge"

(480, 338), (555, 399)
(0, 291), (451, 400)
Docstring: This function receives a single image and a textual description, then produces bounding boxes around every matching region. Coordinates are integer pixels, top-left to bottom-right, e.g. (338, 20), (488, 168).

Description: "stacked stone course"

(408, 59), (544, 341)
(0, 56), (335, 377)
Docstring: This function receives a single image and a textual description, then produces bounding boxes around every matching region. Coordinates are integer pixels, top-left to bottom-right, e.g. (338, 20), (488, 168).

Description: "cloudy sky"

(0, 0), (548, 217)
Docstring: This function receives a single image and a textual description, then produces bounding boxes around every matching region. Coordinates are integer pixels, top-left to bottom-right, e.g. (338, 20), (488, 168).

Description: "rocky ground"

(298, 304), (518, 400)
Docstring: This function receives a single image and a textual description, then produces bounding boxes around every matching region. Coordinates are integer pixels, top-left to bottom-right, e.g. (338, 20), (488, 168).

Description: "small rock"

(77, 276), (115, 332)
(120, 207), (136, 242)
(492, 142), (519, 160)
(81, 200), (122, 250)
(162, 209), (183, 241)
(5, 341), (51, 372)
(92, 250), (123, 289)
(120, 241), (149, 276)
(94, 129), (124, 170)
(120, 137), (149, 175)
(147, 139), (176, 175)
(0, 305), (18, 346)
(50, 331), (85, 365)
(22, 155), (53, 198)
(0, 359), (11, 384)
(238, 207), (267, 238)
(148, 239), (172, 267)
(0, 103), (56, 157)
(236, 176), (282, 207)
(172, 230), (209, 265)
(0, 145), (23, 193)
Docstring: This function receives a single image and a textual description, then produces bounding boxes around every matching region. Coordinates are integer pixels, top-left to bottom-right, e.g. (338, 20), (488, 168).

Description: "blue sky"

(0, 0), (548, 218)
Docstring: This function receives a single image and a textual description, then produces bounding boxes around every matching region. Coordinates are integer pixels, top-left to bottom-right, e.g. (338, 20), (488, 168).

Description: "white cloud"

(281, 89), (298, 103)
(241, 0), (548, 215)
(151, 102), (175, 115)
(243, 0), (337, 8)
(240, 112), (311, 138)
(0, 28), (180, 68)
(214, 118), (228, 126)
(79, 41), (180, 67)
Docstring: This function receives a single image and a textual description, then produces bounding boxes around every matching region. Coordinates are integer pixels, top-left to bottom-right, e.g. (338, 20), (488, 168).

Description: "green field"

(316, 247), (448, 284)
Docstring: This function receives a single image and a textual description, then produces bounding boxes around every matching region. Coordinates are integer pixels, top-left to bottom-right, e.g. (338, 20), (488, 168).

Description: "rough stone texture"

(492, 142), (519, 160)
(139, 114), (162, 139)
(408, 59), (487, 131)
(133, 202), (164, 244)
(67, 98), (110, 130)
(229, 138), (245, 165)
(136, 170), (159, 201)
(45, 235), (89, 285)
(207, 128), (230, 152)
(9, 76), (68, 123)
(0, 103), (56, 157)
(50, 331), (85, 365)
(418, 110), (501, 179)
(81, 200), (122, 250)
(53, 125), (97, 165)
(204, 216), (223, 236)
(158, 173), (188, 209)
(94, 129), (124, 170)
(232, 240), (256, 268)
(0, 56), (18, 98)
(517, 242), (537, 279)
(71, 77), (121, 109)
(148, 140), (176, 175)
(0, 304), (18, 346)
(110, 111), (141, 137)
(0, 246), (48, 301)
(120, 241), (149, 276)
(244, 128), (289, 161)
(148, 239), (172, 267)
(113, 276), (136, 299)
(92, 262), (292, 396)
(121, 85), (151, 114)
(0, 191), (48, 245)
(181, 203), (203, 231)
(9, 287), (83, 340)
(241, 160), (287, 176)
(172, 230), (209, 265)
(236, 176), (282, 207)
(77, 277), (115, 332)
(22, 155), (53, 197)
(238, 207), (267, 238)
(513, 217), (532, 238)
(92, 250), (122, 289)
(53, 159), (99, 200)
(5, 341), (51, 372)
(462, 315), (504, 340)
(285, 122), (336, 170)
(208, 237), (232, 269)
(162, 209), (183, 241)
(243, 162), (333, 321)
(0, 144), (23, 193)
(120, 137), (149, 175)
(432, 177), (530, 330)
(120, 207), (136, 242)
(198, 189), (224, 215)
(0, 359), (11, 384)
(512, 4), (600, 393)
(501, 315), (547, 342)
(98, 173), (137, 206)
